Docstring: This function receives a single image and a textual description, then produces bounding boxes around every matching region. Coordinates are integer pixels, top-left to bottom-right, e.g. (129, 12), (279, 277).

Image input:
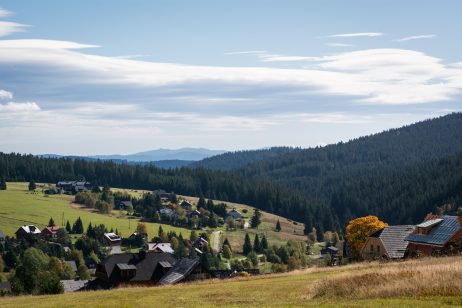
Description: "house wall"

(360, 237), (387, 260)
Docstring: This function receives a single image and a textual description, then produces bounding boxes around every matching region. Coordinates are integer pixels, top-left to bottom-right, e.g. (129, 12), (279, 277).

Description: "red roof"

(42, 226), (60, 234)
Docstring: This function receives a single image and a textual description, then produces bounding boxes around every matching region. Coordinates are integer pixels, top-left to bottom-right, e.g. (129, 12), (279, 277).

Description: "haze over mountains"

(41, 148), (226, 165)
(4, 112), (462, 233)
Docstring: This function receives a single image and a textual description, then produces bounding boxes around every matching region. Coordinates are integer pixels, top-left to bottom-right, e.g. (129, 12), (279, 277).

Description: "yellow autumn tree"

(346, 215), (388, 258)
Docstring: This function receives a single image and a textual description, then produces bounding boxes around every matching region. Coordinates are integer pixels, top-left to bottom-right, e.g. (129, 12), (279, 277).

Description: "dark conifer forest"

(2, 113), (462, 234)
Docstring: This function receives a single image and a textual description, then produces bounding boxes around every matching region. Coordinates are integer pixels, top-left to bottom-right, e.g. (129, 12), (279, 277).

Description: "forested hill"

(0, 152), (336, 236)
(191, 147), (299, 170)
(329, 150), (462, 227)
(234, 113), (462, 200)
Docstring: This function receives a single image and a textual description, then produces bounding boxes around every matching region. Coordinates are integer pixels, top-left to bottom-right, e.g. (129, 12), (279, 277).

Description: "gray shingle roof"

(406, 215), (461, 246)
(159, 258), (199, 285)
(61, 280), (88, 293)
(374, 225), (415, 258)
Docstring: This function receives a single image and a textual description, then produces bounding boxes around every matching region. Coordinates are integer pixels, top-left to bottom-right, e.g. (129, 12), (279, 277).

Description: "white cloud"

(0, 21), (28, 37)
(0, 39), (461, 106)
(0, 101), (40, 113)
(0, 89), (13, 100)
(0, 7), (11, 18)
(225, 50), (267, 55)
(325, 43), (353, 47)
(327, 32), (383, 38)
(396, 34), (436, 42)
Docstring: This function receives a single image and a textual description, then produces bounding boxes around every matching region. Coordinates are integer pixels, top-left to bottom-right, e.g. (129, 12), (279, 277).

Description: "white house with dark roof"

(15, 225), (41, 240)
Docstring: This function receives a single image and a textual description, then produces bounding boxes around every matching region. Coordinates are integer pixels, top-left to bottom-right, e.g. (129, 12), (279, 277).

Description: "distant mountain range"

(40, 148), (226, 166)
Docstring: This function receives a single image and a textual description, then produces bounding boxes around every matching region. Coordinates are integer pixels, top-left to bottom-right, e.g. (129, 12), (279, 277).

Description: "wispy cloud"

(225, 50), (267, 55)
(0, 40), (461, 106)
(0, 21), (28, 37)
(325, 42), (353, 47)
(0, 89), (13, 100)
(327, 32), (383, 38)
(396, 34), (436, 42)
(0, 101), (40, 113)
(0, 7), (11, 18)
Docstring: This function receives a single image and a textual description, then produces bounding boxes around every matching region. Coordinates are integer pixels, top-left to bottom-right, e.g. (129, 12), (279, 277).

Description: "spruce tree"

(261, 235), (269, 250)
(250, 209), (262, 229)
(65, 220), (72, 233)
(0, 178), (6, 190)
(223, 238), (231, 251)
(197, 197), (206, 210)
(72, 217), (84, 234)
(243, 233), (252, 255)
(86, 223), (95, 238)
(158, 225), (164, 237)
(275, 220), (282, 232)
(48, 217), (55, 227)
(28, 180), (36, 191)
(253, 234), (261, 253)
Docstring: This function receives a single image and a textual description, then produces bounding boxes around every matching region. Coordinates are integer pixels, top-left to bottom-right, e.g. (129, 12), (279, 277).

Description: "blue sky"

(0, 0), (461, 155)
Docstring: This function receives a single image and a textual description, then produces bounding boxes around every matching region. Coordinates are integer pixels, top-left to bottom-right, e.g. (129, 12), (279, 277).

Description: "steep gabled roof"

(16, 225), (41, 235)
(406, 215), (461, 246)
(372, 225), (415, 258)
(100, 251), (177, 282)
(159, 258), (200, 285)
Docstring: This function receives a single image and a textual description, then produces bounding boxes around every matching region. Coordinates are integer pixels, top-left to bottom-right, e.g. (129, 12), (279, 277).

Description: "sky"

(0, 0), (461, 155)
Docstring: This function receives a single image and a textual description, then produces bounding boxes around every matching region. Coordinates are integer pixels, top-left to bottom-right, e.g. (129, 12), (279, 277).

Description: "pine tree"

(158, 225), (164, 237)
(275, 220), (281, 232)
(0, 178), (6, 190)
(261, 235), (269, 250)
(253, 234), (261, 253)
(28, 180), (36, 191)
(250, 209), (262, 229)
(48, 217), (55, 227)
(72, 217), (84, 234)
(65, 220), (72, 233)
(197, 197), (206, 210)
(86, 223), (95, 238)
(243, 233), (252, 255)
(222, 245), (232, 259)
(223, 238), (231, 251)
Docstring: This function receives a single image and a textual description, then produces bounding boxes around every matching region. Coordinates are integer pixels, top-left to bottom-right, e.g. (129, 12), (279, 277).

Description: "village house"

(160, 207), (175, 219)
(104, 232), (122, 246)
(95, 251), (177, 286)
(159, 258), (210, 285)
(15, 225), (41, 240)
(41, 226), (60, 238)
(117, 200), (133, 210)
(129, 231), (148, 242)
(405, 215), (462, 256)
(147, 243), (175, 254)
(225, 208), (242, 222)
(180, 200), (193, 211)
(361, 225), (415, 260)
(56, 181), (92, 194)
(188, 209), (201, 218)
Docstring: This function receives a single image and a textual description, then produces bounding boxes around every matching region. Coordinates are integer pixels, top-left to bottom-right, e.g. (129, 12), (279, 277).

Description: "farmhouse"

(15, 225), (41, 240)
(95, 251), (177, 286)
(57, 181), (92, 194)
(41, 226), (60, 238)
(160, 208), (175, 219)
(104, 232), (122, 246)
(118, 200), (132, 210)
(405, 215), (462, 256)
(226, 208), (242, 221)
(159, 258), (209, 285)
(147, 243), (175, 254)
(361, 225), (415, 260)
(180, 200), (193, 211)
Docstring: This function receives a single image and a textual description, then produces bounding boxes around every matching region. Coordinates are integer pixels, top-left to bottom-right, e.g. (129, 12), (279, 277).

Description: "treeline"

(0, 152), (338, 234)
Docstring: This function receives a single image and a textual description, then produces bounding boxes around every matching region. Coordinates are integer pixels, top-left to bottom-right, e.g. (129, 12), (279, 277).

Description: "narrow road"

(213, 230), (221, 252)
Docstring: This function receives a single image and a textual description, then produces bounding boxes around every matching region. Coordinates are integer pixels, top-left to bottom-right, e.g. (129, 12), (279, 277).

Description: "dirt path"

(213, 230), (221, 252)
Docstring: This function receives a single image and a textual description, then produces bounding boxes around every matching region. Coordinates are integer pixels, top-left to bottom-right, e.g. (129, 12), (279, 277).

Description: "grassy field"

(181, 195), (306, 253)
(0, 182), (189, 237)
(1, 256), (461, 307)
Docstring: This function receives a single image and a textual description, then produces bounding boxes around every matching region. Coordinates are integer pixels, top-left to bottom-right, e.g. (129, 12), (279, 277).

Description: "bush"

(271, 263), (287, 273)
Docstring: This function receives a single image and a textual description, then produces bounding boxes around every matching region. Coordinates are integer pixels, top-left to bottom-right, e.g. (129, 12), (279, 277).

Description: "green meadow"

(0, 182), (189, 238)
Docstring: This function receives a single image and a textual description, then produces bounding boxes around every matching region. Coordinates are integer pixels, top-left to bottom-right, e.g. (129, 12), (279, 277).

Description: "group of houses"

(360, 215), (462, 260)
(56, 181), (92, 194)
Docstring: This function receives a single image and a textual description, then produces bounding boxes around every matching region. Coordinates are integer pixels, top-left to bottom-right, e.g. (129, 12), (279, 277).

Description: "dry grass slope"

(1, 256), (462, 307)
(311, 256), (462, 299)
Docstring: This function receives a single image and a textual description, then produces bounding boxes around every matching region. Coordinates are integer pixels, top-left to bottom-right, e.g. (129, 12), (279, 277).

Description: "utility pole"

(62, 212), (64, 227)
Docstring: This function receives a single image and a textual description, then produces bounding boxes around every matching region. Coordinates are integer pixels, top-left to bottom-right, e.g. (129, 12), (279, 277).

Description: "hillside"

(1, 256), (461, 307)
(191, 147), (299, 170)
